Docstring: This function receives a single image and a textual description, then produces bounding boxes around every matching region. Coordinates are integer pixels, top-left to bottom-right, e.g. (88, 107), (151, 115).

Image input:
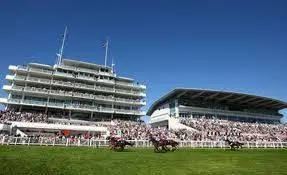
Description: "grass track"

(1, 146), (287, 175)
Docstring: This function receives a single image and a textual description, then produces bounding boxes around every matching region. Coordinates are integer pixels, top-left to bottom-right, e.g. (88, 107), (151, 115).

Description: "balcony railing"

(10, 85), (144, 105)
(14, 75), (26, 80)
(8, 98), (21, 103)
(77, 75), (95, 81)
(10, 75), (145, 97)
(56, 65), (77, 71)
(23, 100), (46, 106)
(116, 81), (146, 89)
(53, 80), (73, 87)
(11, 85), (23, 91)
(78, 67), (99, 75)
(29, 67), (53, 75)
(95, 86), (114, 92)
(75, 83), (94, 90)
(26, 77), (50, 84)
(54, 71), (74, 78)
(56, 64), (115, 77)
(47, 102), (64, 108)
(17, 65), (28, 71)
(97, 78), (115, 84)
(115, 89), (132, 94)
(24, 87), (48, 93)
(99, 71), (113, 76)
(7, 98), (144, 114)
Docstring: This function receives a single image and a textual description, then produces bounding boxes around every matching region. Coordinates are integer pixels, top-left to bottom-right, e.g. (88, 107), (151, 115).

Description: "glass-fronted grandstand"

(0, 58), (146, 121)
(147, 88), (287, 129)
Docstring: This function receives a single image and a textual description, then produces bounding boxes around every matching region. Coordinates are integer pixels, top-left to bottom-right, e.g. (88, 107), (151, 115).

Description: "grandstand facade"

(147, 88), (287, 129)
(0, 58), (146, 121)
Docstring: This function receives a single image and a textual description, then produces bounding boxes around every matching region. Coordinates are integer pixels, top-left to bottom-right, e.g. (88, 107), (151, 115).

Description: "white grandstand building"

(147, 88), (287, 130)
(0, 58), (146, 137)
(0, 59), (146, 119)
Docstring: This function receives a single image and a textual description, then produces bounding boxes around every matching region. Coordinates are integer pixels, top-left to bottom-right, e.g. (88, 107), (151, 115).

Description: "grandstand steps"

(16, 129), (27, 137)
(169, 117), (198, 132)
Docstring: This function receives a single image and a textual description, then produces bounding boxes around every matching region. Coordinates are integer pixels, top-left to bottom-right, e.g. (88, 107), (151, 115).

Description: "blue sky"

(0, 0), (286, 122)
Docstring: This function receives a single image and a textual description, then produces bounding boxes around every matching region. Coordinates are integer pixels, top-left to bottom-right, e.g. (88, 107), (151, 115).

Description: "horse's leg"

(162, 145), (167, 152)
(153, 145), (158, 152)
(156, 146), (160, 152)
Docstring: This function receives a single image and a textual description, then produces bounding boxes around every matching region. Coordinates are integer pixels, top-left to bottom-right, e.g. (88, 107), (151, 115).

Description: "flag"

(101, 40), (107, 48)
(61, 34), (65, 39)
(111, 58), (115, 67)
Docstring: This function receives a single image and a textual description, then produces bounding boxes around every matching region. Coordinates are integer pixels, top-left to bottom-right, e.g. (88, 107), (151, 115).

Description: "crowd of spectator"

(0, 110), (108, 127)
(0, 110), (49, 123)
(179, 117), (287, 142)
(1, 110), (287, 142)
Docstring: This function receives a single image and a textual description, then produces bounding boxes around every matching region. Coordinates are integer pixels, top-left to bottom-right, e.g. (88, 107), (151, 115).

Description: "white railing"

(29, 67), (53, 75)
(1, 136), (287, 149)
(17, 65), (28, 71)
(99, 71), (113, 76)
(116, 81), (146, 89)
(10, 84), (142, 104)
(6, 99), (143, 114)
(54, 71), (74, 78)
(78, 67), (98, 75)
(14, 75), (26, 80)
(26, 77), (50, 84)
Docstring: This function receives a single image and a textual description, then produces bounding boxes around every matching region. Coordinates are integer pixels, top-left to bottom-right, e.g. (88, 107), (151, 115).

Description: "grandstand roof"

(147, 88), (287, 115)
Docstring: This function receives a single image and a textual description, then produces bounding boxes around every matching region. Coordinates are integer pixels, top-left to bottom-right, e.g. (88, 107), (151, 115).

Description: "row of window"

(179, 112), (279, 124)
(10, 95), (140, 111)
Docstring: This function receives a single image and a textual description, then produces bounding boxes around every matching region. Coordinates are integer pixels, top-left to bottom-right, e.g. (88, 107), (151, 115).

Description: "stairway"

(168, 117), (198, 132)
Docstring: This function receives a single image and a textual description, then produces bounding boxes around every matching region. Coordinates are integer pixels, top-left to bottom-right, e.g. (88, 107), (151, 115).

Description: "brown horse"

(165, 139), (179, 151)
(149, 134), (179, 152)
(107, 136), (134, 151)
(149, 135), (167, 152)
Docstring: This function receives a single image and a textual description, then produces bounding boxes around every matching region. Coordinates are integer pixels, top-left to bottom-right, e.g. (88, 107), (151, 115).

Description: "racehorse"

(106, 136), (134, 151)
(149, 135), (167, 152)
(149, 134), (179, 152)
(224, 139), (244, 150)
(165, 139), (179, 151)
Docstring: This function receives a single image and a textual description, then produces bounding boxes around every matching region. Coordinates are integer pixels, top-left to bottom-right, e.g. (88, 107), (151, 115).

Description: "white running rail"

(1, 136), (287, 149)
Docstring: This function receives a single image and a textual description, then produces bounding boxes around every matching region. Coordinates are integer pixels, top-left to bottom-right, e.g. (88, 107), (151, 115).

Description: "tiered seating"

(179, 117), (287, 142)
(1, 110), (286, 142)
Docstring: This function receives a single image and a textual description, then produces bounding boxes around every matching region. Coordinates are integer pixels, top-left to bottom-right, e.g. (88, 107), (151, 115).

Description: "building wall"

(150, 103), (170, 123)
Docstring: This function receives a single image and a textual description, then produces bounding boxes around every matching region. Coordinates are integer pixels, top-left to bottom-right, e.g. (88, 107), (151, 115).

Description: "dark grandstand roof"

(147, 88), (287, 116)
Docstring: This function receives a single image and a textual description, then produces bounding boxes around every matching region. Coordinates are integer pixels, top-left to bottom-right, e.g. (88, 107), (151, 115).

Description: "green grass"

(1, 146), (287, 175)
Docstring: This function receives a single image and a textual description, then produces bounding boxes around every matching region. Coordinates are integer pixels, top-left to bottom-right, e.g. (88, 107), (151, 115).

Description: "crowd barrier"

(1, 136), (287, 149)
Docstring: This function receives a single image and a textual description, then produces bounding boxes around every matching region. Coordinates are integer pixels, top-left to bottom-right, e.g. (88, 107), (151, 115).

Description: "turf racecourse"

(1, 146), (287, 175)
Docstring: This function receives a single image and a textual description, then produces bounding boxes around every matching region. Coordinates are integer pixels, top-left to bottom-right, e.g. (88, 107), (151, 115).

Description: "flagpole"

(111, 57), (114, 73)
(104, 39), (109, 67)
(58, 26), (68, 65)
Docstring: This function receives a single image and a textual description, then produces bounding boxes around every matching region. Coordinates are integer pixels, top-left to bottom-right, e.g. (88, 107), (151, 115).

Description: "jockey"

(155, 135), (161, 141)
